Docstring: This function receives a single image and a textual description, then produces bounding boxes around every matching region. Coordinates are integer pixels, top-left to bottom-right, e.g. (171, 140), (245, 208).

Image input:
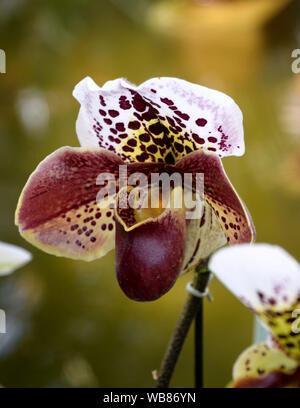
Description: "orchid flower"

(0, 241), (32, 275)
(209, 243), (300, 388)
(15, 77), (255, 301)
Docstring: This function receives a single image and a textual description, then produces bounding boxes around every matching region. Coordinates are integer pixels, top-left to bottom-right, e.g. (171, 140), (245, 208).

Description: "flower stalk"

(155, 259), (211, 388)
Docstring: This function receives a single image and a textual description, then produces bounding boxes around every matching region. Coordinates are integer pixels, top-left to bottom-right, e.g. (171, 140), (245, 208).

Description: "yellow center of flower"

(135, 196), (165, 223)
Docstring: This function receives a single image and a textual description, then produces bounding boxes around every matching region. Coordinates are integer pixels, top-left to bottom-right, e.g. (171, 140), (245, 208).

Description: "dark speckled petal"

(176, 150), (255, 246)
(15, 147), (123, 261)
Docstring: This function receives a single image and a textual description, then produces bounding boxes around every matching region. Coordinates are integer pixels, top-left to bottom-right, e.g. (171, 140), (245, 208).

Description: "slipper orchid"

(15, 77), (255, 301)
(0, 241), (32, 275)
(209, 244), (300, 388)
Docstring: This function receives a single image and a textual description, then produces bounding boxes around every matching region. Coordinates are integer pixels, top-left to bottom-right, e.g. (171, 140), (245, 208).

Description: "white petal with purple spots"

(209, 243), (300, 310)
(73, 76), (245, 163)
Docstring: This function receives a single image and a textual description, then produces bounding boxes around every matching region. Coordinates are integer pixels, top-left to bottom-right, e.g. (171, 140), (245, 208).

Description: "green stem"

(155, 259), (211, 388)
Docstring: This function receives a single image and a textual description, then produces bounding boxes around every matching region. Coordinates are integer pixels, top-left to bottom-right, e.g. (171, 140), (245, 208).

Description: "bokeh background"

(0, 0), (299, 388)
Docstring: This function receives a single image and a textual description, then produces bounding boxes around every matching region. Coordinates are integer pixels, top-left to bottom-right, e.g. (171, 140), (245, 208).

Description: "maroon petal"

(115, 191), (187, 301)
(176, 150), (255, 246)
(15, 147), (123, 261)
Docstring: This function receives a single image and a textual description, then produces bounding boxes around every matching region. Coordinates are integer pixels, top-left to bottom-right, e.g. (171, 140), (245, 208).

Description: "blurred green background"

(0, 0), (300, 388)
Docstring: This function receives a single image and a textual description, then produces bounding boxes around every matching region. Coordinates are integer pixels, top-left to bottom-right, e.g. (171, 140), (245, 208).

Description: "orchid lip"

(115, 199), (187, 302)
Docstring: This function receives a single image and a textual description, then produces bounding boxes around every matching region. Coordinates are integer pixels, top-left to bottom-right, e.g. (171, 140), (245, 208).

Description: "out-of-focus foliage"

(0, 0), (299, 387)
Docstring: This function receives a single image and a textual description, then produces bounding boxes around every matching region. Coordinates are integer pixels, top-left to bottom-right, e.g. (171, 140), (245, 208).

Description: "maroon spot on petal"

(108, 109), (119, 118)
(141, 107), (158, 121)
(128, 121), (140, 130)
(257, 292), (265, 303)
(136, 152), (150, 162)
(90, 237), (96, 242)
(123, 146), (134, 153)
(160, 97), (174, 106)
(207, 147), (217, 152)
(166, 116), (175, 127)
(218, 125), (230, 152)
(127, 139), (137, 147)
(108, 223), (114, 231)
(174, 111), (190, 121)
(119, 96), (131, 110)
(174, 142), (184, 153)
(132, 94), (147, 112)
(116, 122), (125, 132)
(165, 152), (175, 165)
(147, 144), (158, 154)
(100, 95), (106, 107)
(192, 133), (205, 144)
(101, 224), (107, 231)
(104, 118), (112, 125)
(119, 133), (129, 139)
(95, 212), (101, 219)
(149, 122), (168, 135)
(196, 118), (207, 127)
(99, 109), (106, 116)
(139, 133), (150, 143)
(208, 137), (218, 143)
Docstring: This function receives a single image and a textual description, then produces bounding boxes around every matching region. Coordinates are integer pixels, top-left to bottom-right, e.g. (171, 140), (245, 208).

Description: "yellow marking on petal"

(181, 201), (226, 274)
(17, 196), (115, 262)
(205, 192), (254, 245)
(233, 342), (298, 381)
(257, 302), (300, 361)
(116, 185), (186, 232)
(116, 116), (201, 164)
(135, 198), (165, 224)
